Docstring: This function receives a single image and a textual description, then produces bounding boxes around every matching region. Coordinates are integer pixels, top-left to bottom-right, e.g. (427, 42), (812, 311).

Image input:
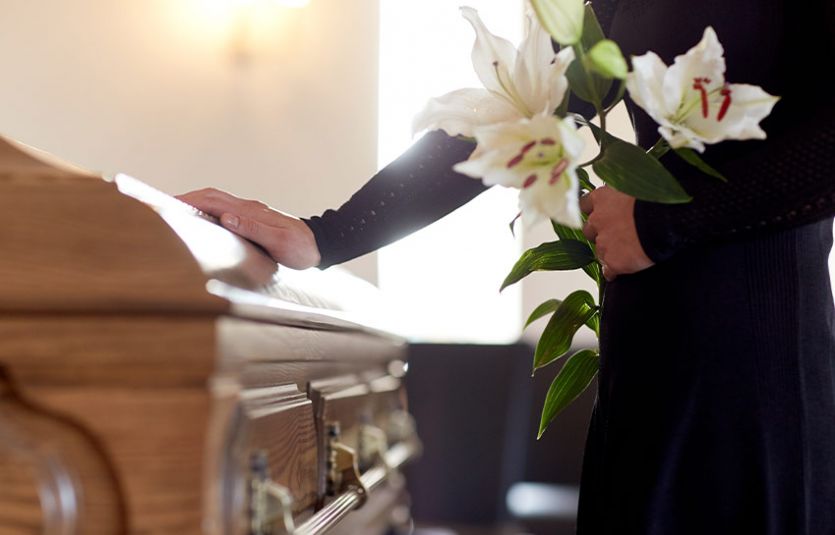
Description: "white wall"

(0, 0), (659, 345)
(0, 0), (380, 280)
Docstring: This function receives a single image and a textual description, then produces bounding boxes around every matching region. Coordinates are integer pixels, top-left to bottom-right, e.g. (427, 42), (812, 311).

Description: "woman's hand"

(580, 186), (654, 281)
(176, 188), (321, 270)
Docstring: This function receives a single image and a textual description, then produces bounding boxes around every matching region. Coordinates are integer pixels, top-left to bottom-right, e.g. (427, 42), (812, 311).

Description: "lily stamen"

(549, 159), (568, 185)
(492, 61), (530, 117)
(673, 85), (727, 123)
(717, 86), (733, 121)
(693, 77), (711, 118)
(507, 153), (524, 168)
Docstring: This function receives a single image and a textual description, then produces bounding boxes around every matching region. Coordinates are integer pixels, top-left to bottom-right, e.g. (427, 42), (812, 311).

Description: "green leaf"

(508, 212), (522, 236)
(533, 290), (596, 371)
(552, 220), (585, 242)
(647, 138), (670, 159)
(530, 0), (584, 46)
(587, 39), (628, 80)
(525, 299), (562, 329)
(575, 167), (595, 191)
(501, 240), (595, 291)
(555, 90), (571, 118)
(674, 148), (728, 182)
(578, 3), (606, 49)
(538, 349), (599, 438)
(565, 5), (612, 106)
(552, 219), (602, 285)
(586, 312), (600, 336)
(525, 287), (599, 333)
(592, 134), (692, 204)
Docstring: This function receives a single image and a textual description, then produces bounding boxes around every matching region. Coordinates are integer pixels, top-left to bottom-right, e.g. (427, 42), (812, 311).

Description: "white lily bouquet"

(413, 0), (779, 437)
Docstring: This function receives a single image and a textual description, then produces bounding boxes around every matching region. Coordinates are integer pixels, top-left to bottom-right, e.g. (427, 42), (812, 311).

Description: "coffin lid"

(0, 136), (394, 337)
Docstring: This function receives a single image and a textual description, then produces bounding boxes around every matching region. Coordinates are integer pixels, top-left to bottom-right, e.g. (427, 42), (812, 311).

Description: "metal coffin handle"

(249, 413), (421, 535)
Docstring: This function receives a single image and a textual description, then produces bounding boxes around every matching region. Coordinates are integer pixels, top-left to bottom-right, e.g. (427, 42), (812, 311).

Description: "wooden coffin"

(0, 136), (419, 534)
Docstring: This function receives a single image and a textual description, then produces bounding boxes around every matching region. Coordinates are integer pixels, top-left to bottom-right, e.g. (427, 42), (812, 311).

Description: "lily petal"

(461, 7), (518, 99)
(412, 88), (519, 138)
(556, 115), (585, 161)
(626, 51), (669, 121)
(658, 124), (706, 152)
(687, 83), (780, 144)
(625, 26), (778, 153)
(453, 120), (532, 185)
(455, 113), (584, 228)
(663, 27), (726, 117)
(546, 47), (576, 115)
(520, 170), (582, 228)
(513, 13), (562, 115)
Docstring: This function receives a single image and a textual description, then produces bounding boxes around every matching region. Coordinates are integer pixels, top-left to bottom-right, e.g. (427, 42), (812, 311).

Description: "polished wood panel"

(0, 316), (216, 387)
(0, 140), (225, 314)
(0, 137), (416, 534)
(0, 371), (124, 534)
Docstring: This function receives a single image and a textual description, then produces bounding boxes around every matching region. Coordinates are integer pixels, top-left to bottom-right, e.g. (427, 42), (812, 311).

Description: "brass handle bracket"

(325, 423), (368, 507)
(250, 450), (296, 535)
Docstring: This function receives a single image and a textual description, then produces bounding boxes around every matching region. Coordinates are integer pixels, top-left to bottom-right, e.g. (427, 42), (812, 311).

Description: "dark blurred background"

(404, 343), (597, 535)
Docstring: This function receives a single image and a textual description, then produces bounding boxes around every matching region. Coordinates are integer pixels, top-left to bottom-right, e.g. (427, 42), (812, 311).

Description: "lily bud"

(530, 0), (585, 46)
(588, 39), (628, 80)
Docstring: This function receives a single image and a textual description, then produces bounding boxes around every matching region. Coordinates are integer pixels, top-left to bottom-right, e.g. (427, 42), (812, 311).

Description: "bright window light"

(377, 0), (524, 343)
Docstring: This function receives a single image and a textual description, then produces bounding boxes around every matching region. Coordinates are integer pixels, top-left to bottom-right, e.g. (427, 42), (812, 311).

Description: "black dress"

(304, 1), (835, 532)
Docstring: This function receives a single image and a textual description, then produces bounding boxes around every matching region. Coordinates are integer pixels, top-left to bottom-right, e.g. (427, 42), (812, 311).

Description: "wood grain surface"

(0, 136), (414, 534)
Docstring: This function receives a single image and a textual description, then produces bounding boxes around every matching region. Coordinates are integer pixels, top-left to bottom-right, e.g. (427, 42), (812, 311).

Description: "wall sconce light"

(198, 0), (311, 62)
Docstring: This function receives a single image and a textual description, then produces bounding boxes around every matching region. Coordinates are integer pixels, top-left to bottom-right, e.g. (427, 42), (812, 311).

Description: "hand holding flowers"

(414, 0), (779, 437)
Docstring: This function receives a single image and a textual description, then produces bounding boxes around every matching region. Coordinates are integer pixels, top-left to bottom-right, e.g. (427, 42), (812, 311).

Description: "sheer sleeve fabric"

(303, 131), (483, 268)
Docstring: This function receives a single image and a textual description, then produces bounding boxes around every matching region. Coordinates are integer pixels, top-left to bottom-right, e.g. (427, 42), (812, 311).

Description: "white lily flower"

(412, 6), (575, 138)
(453, 113), (586, 228)
(626, 27), (779, 152)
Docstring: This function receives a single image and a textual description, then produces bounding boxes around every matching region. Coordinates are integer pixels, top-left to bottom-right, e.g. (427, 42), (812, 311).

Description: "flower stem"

(578, 172), (596, 191)
(597, 276), (606, 332)
(603, 80), (626, 114)
(647, 137), (670, 159)
(578, 111), (609, 169)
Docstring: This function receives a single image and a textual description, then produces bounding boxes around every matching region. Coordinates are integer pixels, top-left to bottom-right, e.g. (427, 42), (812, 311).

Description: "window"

(377, 0), (524, 342)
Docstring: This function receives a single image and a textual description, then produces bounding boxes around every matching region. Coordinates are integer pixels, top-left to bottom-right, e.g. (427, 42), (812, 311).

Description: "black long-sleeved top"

(305, 0), (835, 270)
(304, 2), (835, 533)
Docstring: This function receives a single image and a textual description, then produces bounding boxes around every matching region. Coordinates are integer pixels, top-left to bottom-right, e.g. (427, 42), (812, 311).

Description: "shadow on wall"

(404, 343), (597, 535)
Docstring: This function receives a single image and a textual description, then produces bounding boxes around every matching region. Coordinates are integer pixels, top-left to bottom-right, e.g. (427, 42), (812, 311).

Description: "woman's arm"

(177, 131), (485, 269)
(635, 101), (835, 263)
(181, 1), (623, 269)
(303, 130), (484, 268)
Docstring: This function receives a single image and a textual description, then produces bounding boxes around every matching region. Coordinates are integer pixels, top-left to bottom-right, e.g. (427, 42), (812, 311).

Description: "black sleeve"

(635, 103), (835, 263)
(303, 131), (484, 268)
(304, 0), (621, 268)
(633, 0), (835, 263)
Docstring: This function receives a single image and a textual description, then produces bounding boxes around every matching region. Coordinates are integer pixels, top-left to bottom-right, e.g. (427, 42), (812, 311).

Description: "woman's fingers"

(177, 188), (235, 216)
(582, 220), (598, 243)
(177, 187), (321, 270)
(178, 188), (277, 223)
(579, 192), (594, 215)
(220, 212), (281, 255)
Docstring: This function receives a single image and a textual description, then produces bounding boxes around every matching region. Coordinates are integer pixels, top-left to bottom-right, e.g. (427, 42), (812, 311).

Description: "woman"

(179, 0), (835, 532)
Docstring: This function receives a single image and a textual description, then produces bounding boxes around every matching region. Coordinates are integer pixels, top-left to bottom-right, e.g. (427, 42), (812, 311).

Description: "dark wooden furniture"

(0, 136), (419, 534)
